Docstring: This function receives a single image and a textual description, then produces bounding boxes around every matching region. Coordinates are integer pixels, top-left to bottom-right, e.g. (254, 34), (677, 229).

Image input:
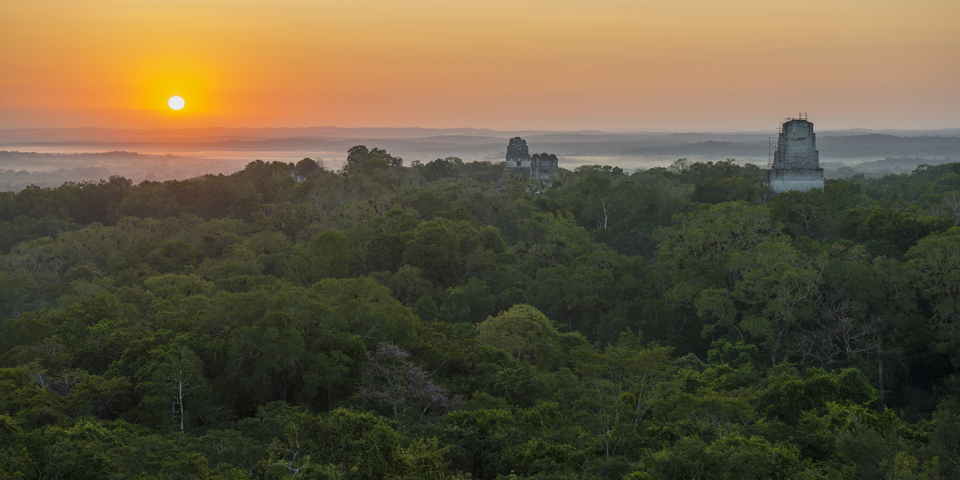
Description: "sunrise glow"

(1, 0), (958, 130)
(168, 96), (185, 111)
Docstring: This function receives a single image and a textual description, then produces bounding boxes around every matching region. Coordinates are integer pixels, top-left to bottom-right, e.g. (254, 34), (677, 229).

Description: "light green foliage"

(572, 331), (676, 458)
(730, 241), (822, 365)
(397, 437), (451, 480)
(312, 276), (419, 347)
(655, 202), (785, 351)
(516, 212), (595, 270)
(909, 231), (960, 365)
(40, 420), (126, 478)
(476, 305), (562, 368)
(928, 411), (960, 477)
(0, 365), (71, 428)
(758, 368), (877, 426)
(0, 414), (30, 478)
(655, 202), (781, 269)
(880, 452), (941, 480)
(640, 435), (806, 480)
(663, 389), (756, 439)
(502, 437), (580, 477)
(706, 339), (762, 370)
(308, 408), (405, 480)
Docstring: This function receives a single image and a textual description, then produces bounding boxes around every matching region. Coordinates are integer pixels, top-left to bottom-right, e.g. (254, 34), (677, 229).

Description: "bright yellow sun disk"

(168, 96), (185, 110)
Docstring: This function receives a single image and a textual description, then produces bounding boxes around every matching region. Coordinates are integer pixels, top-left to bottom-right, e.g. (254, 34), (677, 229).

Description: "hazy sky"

(2, 0), (958, 131)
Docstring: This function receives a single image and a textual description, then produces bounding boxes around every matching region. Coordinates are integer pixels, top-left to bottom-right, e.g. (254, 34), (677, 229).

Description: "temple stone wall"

(530, 153), (559, 181)
(764, 168), (824, 192)
(764, 119), (824, 193)
(502, 137), (560, 182)
(504, 137), (531, 175)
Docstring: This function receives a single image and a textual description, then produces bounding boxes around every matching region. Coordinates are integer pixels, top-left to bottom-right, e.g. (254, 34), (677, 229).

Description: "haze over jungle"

(2, 124), (959, 191)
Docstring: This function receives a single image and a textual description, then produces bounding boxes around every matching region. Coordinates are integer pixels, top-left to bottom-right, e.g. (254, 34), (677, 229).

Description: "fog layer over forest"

(2, 127), (959, 191)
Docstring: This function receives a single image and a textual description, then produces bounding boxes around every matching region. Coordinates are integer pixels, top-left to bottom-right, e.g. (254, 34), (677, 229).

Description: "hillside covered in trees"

(2, 147), (960, 479)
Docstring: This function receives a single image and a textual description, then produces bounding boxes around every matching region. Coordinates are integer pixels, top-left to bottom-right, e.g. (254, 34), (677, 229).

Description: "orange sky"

(1, 0), (959, 131)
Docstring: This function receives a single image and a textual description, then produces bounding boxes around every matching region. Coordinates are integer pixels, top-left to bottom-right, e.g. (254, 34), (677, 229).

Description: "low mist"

(1, 127), (958, 191)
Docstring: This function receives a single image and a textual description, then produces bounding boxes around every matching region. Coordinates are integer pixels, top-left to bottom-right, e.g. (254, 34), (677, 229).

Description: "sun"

(168, 96), (185, 110)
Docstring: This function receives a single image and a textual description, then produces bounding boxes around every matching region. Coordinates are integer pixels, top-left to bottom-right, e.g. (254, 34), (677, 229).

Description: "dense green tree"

(477, 305), (562, 369)
(284, 229), (350, 286)
(136, 340), (212, 432)
(572, 330), (675, 458)
(908, 230), (960, 367)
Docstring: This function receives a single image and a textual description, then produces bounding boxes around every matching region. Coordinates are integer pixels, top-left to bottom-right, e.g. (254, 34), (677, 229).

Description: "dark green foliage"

(344, 145), (403, 174)
(2, 150), (960, 478)
(285, 229), (350, 285)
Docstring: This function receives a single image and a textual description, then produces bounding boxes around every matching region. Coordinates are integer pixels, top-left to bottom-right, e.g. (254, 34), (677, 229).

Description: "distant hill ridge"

(1, 126), (959, 144)
(5, 133), (959, 160)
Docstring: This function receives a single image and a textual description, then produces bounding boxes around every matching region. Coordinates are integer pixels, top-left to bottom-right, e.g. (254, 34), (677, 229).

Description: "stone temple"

(502, 137), (560, 182)
(764, 118), (825, 193)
